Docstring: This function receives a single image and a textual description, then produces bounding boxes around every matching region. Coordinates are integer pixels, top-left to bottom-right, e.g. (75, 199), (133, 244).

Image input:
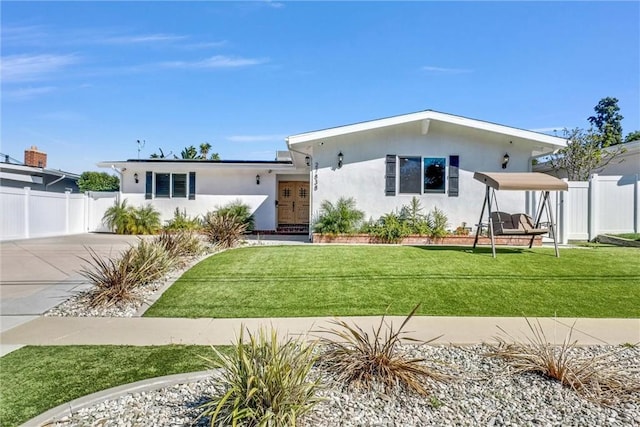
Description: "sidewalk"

(2, 315), (638, 349)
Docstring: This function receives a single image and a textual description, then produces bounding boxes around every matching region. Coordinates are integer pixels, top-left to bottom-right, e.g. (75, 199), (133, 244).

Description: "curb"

(20, 370), (215, 427)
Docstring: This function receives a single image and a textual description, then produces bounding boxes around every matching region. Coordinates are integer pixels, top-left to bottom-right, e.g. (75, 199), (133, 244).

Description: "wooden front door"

(278, 181), (310, 225)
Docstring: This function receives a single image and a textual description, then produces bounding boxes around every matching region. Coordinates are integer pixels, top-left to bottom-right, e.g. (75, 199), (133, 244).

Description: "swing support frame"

(471, 172), (568, 258)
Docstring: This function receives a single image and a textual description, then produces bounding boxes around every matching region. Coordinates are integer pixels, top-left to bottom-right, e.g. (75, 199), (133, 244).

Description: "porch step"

(276, 224), (310, 235)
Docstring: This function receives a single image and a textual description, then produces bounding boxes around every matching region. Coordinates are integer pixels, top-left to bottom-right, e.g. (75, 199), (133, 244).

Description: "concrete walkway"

(1, 315), (638, 348)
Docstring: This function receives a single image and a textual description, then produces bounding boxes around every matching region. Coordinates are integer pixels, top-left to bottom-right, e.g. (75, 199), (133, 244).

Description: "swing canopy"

(472, 172), (567, 258)
(473, 172), (568, 191)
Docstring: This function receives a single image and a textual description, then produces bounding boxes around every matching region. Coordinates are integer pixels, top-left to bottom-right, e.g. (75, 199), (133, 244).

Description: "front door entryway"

(277, 181), (310, 225)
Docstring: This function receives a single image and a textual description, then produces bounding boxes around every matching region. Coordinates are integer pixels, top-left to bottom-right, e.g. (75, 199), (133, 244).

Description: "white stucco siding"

(310, 120), (541, 230)
(118, 165), (279, 230)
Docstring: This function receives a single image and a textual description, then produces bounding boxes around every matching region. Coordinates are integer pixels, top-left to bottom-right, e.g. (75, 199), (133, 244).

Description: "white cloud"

(103, 33), (188, 44)
(422, 65), (473, 74)
(163, 55), (268, 69)
(1, 54), (78, 82)
(3, 86), (57, 100)
(227, 134), (286, 142)
(264, 0), (285, 8)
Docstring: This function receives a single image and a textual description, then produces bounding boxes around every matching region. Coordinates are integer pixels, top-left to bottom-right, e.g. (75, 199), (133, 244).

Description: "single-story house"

(98, 110), (567, 235)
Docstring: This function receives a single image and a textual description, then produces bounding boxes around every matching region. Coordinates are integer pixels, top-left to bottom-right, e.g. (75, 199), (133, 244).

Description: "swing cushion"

(491, 212), (548, 235)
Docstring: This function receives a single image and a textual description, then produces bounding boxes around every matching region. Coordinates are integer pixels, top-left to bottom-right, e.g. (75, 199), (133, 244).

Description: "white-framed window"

(145, 171), (196, 200)
(390, 155), (456, 196)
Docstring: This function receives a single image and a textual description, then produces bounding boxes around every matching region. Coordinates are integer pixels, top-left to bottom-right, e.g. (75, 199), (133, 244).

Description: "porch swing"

(472, 172), (568, 258)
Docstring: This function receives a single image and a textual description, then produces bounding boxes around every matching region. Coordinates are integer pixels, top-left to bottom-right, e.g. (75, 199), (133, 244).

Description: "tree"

(150, 148), (171, 159)
(549, 128), (624, 181)
(624, 130), (640, 143)
(78, 171), (120, 192)
(199, 142), (220, 160)
(588, 97), (624, 147)
(180, 145), (199, 159)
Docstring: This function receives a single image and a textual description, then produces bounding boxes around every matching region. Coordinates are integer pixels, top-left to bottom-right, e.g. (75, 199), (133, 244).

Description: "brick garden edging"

(312, 233), (542, 246)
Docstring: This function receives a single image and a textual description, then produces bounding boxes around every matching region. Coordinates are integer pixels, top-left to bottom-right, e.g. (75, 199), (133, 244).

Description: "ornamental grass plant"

(197, 327), (322, 427)
(127, 239), (177, 285)
(487, 318), (640, 406)
(153, 230), (205, 261)
(202, 211), (247, 249)
(316, 304), (450, 396)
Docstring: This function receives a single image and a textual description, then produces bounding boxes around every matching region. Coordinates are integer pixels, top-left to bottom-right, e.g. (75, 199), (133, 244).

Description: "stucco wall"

(119, 165), (281, 230)
(308, 120), (541, 230)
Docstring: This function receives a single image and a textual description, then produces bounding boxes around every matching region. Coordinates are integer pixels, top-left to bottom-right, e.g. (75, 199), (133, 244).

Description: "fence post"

(23, 187), (30, 239)
(65, 190), (70, 235)
(588, 174), (598, 241)
(635, 174), (640, 234)
(560, 179), (569, 244)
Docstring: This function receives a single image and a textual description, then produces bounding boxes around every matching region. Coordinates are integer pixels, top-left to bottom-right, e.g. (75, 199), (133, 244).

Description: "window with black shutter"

(145, 171), (153, 199)
(385, 155), (396, 196)
(448, 155), (459, 197)
(188, 172), (196, 200)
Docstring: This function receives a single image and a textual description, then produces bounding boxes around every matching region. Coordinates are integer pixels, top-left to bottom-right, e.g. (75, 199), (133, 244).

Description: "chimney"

(24, 146), (47, 168)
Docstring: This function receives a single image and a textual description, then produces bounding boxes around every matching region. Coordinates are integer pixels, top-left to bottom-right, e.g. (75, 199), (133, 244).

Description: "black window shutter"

(188, 172), (196, 200)
(145, 171), (153, 199)
(385, 155), (396, 196)
(448, 155), (459, 197)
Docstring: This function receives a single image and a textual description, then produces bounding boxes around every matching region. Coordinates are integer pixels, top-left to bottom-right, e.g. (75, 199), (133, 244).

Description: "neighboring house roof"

(0, 161), (80, 186)
(286, 109), (568, 150)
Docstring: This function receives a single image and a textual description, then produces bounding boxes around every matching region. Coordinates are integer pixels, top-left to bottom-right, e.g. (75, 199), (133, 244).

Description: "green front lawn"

(0, 345), (224, 427)
(145, 245), (640, 319)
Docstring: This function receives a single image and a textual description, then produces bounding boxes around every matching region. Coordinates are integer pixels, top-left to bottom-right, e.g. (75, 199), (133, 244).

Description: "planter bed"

(312, 233), (542, 246)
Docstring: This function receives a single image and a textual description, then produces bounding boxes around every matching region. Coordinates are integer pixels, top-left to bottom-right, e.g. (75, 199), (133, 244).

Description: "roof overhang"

(474, 172), (568, 191)
(287, 110), (567, 151)
(96, 159), (296, 171)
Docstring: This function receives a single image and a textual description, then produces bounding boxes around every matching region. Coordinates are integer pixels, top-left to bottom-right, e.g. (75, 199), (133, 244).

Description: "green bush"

(214, 200), (255, 231)
(371, 212), (410, 243)
(399, 197), (431, 235)
(102, 200), (161, 235)
(426, 207), (449, 239)
(198, 327), (322, 427)
(164, 208), (201, 232)
(202, 211), (247, 249)
(313, 197), (365, 234)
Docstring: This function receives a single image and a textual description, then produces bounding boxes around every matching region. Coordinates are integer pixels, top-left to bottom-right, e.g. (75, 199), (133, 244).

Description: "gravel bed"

(45, 344), (640, 427)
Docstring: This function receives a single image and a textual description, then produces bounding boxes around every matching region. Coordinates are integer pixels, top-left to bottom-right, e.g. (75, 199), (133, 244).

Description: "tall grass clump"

(316, 304), (449, 396)
(487, 319), (640, 406)
(214, 200), (255, 231)
(154, 230), (205, 261)
(127, 239), (176, 285)
(197, 327), (322, 427)
(79, 248), (151, 308)
(313, 197), (364, 234)
(202, 212), (247, 249)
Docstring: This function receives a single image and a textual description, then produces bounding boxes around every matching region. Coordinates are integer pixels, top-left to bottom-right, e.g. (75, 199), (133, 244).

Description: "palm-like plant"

(102, 199), (133, 234)
(180, 145), (199, 159)
(199, 142), (212, 159)
(313, 197), (364, 234)
(129, 204), (161, 234)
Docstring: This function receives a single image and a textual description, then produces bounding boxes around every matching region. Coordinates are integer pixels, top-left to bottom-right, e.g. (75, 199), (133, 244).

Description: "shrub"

(102, 200), (161, 235)
(202, 211), (247, 249)
(154, 230), (205, 262)
(487, 319), (640, 406)
(214, 200), (254, 231)
(79, 248), (150, 308)
(128, 204), (161, 235)
(313, 197), (364, 234)
(102, 199), (133, 234)
(426, 207), (449, 239)
(164, 208), (201, 232)
(371, 212), (410, 243)
(316, 304), (449, 396)
(198, 327), (322, 426)
(399, 197), (431, 235)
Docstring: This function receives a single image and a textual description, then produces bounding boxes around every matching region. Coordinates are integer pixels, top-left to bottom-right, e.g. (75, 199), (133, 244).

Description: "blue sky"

(2, 1), (639, 174)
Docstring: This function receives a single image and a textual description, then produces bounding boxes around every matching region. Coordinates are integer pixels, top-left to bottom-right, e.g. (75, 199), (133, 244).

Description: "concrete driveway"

(0, 233), (142, 333)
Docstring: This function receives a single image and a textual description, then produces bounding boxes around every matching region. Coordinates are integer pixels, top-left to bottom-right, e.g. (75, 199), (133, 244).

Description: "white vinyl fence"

(558, 174), (640, 243)
(0, 187), (117, 241)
